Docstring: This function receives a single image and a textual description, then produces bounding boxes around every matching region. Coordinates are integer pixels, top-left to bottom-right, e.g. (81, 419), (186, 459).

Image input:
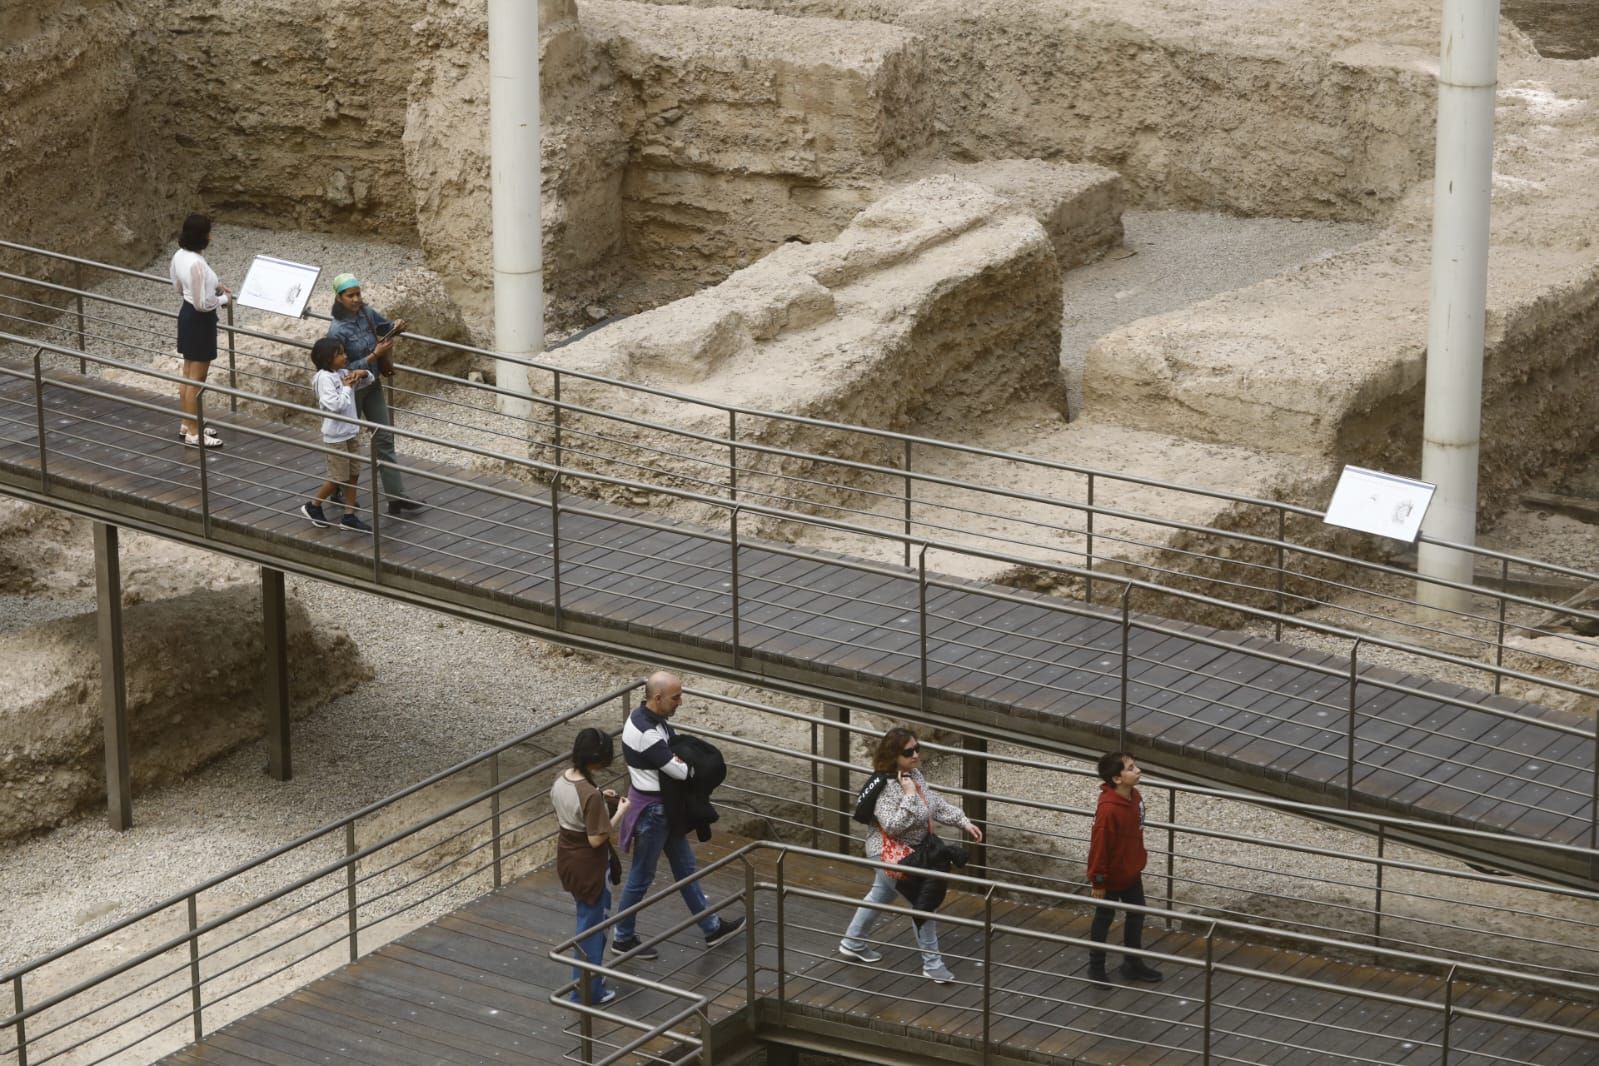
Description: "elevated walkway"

(0, 352), (1594, 886)
(160, 836), (1599, 1066)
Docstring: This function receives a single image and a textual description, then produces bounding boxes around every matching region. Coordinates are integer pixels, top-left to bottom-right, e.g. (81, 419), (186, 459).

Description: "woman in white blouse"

(169, 213), (231, 448)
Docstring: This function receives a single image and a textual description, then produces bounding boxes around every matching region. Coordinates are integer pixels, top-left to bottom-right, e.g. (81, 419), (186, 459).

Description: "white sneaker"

(838, 943), (883, 964)
(923, 964), (955, 983)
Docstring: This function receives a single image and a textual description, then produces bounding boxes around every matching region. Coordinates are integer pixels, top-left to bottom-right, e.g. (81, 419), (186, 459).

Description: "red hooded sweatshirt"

(1086, 783), (1147, 892)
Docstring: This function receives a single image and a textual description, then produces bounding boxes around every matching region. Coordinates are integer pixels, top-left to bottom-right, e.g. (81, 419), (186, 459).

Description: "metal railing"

(3, 236), (1598, 705)
(553, 844), (1599, 1066)
(1, 320), (1598, 882)
(5, 682), (1596, 1066)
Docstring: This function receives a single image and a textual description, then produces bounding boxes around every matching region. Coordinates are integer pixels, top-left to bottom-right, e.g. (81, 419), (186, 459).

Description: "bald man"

(612, 672), (744, 959)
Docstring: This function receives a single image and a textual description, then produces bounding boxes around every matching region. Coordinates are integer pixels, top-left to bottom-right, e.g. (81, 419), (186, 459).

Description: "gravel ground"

(2, 216), (1596, 1057)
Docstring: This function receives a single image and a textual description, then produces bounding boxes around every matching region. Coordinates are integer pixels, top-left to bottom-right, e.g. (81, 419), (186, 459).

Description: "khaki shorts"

(324, 438), (361, 484)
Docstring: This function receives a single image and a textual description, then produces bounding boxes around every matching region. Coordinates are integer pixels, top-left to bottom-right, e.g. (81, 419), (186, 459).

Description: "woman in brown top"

(554, 728), (630, 1005)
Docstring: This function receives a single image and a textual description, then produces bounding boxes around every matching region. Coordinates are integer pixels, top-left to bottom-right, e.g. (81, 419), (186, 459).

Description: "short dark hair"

(870, 727), (917, 775)
(571, 727), (615, 782)
(1097, 751), (1132, 785)
(178, 212), (212, 252)
(309, 337), (344, 372)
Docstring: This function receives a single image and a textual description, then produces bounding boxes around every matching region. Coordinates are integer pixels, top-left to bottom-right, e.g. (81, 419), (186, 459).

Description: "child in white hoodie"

(301, 337), (372, 533)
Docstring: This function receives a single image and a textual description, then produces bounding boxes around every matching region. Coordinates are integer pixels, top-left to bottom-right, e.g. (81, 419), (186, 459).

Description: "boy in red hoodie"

(1086, 751), (1163, 984)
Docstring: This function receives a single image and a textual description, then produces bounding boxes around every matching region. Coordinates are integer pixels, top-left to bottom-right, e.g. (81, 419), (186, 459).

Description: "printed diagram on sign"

(237, 255), (322, 318)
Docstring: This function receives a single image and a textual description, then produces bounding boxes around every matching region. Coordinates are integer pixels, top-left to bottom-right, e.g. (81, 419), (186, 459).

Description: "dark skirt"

(176, 301), (218, 363)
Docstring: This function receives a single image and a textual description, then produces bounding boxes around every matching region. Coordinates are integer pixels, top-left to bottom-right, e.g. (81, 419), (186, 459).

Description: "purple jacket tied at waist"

(617, 786), (661, 853)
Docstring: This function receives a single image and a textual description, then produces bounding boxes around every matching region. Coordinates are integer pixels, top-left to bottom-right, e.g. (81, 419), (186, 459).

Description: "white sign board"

(237, 255), (321, 319)
(1323, 466), (1436, 543)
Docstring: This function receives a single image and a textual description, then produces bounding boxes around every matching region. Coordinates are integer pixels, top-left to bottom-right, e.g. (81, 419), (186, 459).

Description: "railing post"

(1119, 585), (1132, 750)
(981, 887), (994, 1066)
(225, 302), (238, 414)
(1202, 922), (1217, 1066)
(1275, 508), (1286, 642)
(1165, 788), (1177, 926)
(1373, 823), (1385, 956)
(187, 893), (204, 1041)
(699, 1006), (715, 1066)
(74, 262), (87, 375)
(744, 859), (758, 1031)
(1085, 473), (1096, 603)
(903, 439), (913, 569)
(551, 476), (563, 629)
(1493, 557), (1509, 695)
(344, 821), (360, 962)
(728, 410), (738, 500)
(775, 853), (788, 1030)
(195, 392), (212, 539)
(918, 545), (930, 714)
(552, 370), (563, 468)
(1590, 727), (1598, 867)
(368, 435), (384, 582)
(13, 974), (27, 1066)
(579, 972), (594, 1065)
(1347, 639), (1361, 809)
(1441, 965), (1458, 1065)
(490, 751), (503, 889)
(730, 506), (742, 671)
(31, 347), (48, 491)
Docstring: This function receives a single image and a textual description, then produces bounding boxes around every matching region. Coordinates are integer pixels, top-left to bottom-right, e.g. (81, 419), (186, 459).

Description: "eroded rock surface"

(0, 585), (368, 841)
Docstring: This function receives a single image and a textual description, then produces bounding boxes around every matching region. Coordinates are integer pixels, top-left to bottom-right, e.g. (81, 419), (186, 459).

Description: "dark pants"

(1088, 876), (1145, 969)
(354, 383), (406, 500)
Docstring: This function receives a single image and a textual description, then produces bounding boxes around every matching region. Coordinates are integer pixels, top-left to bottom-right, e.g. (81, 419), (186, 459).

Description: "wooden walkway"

(0, 364), (1594, 883)
(160, 837), (1599, 1066)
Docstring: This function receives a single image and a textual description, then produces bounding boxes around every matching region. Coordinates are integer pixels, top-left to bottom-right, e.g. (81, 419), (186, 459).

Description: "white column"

(1417, 0), (1499, 614)
(488, 0), (542, 420)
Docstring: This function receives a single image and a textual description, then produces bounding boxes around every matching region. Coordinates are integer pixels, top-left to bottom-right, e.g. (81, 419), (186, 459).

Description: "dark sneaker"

(388, 497), (424, 514)
(704, 915), (745, 949)
(340, 514), (373, 534)
(1121, 959), (1164, 983)
(300, 502), (329, 528)
(612, 936), (658, 961)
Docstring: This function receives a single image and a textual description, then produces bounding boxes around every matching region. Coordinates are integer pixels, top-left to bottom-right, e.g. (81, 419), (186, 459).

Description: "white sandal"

(183, 432), (223, 449)
(178, 426), (221, 442)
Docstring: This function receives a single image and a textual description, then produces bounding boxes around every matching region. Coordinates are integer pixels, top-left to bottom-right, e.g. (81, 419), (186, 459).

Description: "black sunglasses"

(901, 745), (920, 757)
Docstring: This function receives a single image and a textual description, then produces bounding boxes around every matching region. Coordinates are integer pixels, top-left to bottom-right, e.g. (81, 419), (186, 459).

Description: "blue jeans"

(571, 883), (611, 1002)
(840, 868), (943, 971)
(614, 804), (720, 942)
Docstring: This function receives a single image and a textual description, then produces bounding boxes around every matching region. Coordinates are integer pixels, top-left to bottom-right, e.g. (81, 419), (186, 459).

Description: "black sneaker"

(388, 497), (424, 514)
(300, 502), (329, 528)
(1121, 959), (1163, 983)
(340, 514), (373, 534)
(704, 915), (745, 949)
(612, 936), (658, 961)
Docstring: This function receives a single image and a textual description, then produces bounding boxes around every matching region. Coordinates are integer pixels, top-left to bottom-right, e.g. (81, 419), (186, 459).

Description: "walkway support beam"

(488, 0), (543, 420)
(1418, 0), (1500, 614)
(820, 703), (851, 856)
(94, 522), (131, 831)
(261, 567), (291, 781)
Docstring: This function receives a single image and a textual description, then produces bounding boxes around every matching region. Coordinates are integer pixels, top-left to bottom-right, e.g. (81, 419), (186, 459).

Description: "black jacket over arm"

(662, 735), (726, 842)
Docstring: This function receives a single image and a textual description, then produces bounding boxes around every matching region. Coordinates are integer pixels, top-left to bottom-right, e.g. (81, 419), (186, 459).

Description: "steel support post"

(261, 568), (291, 781)
(94, 523), (132, 831)
(1346, 640), (1361, 809)
(744, 860), (758, 1031)
(820, 703), (852, 855)
(13, 975), (27, 1066)
(491, 752), (503, 888)
(344, 821), (360, 962)
(962, 734), (988, 874)
(187, 893), (203, 1041)
(1085, 473), (1095, 603)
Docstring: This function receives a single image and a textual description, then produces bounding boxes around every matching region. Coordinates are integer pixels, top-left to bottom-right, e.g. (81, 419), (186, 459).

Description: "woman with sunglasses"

(837, 727), (983, 983)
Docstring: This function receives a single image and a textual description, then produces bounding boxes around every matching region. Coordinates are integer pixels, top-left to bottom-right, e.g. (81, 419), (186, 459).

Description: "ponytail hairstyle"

(570, 728), (615, 784)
